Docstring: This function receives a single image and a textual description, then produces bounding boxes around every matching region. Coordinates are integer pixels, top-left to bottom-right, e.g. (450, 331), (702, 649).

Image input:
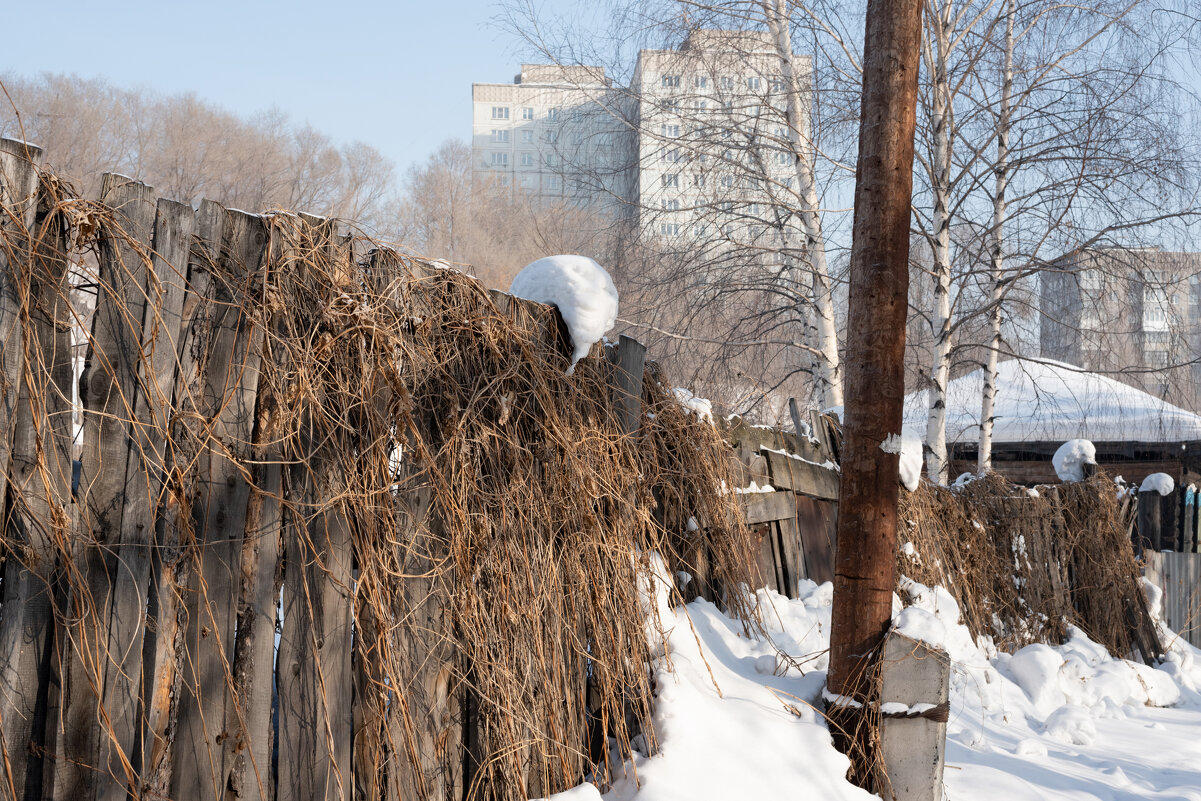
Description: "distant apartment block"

(470, 64), (634, 215)
(471, 30), (813, 264)
(1040, 248), (1201, 407)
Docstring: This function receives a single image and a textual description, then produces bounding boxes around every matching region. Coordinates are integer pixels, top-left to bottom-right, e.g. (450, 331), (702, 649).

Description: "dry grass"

(898, 471), (1152, 658)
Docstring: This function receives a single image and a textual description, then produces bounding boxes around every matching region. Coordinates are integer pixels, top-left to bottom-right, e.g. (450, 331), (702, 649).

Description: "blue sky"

(1, 0), (574, 176)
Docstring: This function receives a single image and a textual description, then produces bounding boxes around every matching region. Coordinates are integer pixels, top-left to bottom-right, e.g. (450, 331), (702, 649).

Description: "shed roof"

(899, 359), (1201, 445)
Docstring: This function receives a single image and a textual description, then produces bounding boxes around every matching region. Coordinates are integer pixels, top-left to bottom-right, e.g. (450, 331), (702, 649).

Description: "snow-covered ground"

(542, 561), (1201, 801)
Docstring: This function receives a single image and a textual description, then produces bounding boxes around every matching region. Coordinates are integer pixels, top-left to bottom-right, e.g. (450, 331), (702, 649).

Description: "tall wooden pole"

(827, 0), (923, 742)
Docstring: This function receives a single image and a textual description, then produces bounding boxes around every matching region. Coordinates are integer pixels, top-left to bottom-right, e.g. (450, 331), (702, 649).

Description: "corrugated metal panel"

(1145, 552), (1201, 649)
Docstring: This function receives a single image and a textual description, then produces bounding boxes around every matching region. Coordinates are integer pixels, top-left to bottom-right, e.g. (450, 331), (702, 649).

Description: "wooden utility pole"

(827, 0), (924, 780)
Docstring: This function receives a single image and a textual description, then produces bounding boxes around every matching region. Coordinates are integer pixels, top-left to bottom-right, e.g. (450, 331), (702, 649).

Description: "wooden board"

(59, 173), (158, 801)
(0, 139), (72, 801)
(741, 490), (796, 526)
(170, 206), (269, 801)
(795, 495), (836, 585)
(761, 449), (840, 501)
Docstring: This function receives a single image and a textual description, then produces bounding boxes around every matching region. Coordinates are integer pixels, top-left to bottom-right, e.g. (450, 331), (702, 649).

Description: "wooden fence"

(0, 138), (788, 801)
(727, 415), (841, 596)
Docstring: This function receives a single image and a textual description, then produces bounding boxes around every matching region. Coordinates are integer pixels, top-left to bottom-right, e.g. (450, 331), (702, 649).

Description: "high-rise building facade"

(471, 30), (813, 262)
(470, 64), (634, 217)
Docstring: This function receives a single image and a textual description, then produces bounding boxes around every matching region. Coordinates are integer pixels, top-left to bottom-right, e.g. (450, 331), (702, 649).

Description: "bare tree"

(0, 73), (398, 229)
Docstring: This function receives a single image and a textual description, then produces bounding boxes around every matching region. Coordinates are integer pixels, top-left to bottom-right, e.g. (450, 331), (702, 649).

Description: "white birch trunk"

(768, 0), (843, 408)
(925, 6), (955, 485)
(979, 0), (1015, 473)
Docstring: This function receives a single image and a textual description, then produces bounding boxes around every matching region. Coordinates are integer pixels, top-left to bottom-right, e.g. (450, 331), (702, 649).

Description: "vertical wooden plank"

(275, 217), (354, 801)
(219, 215), (300, 801)
(610, 335), (647, 436)
(132, 198), (196, 795)
(89, 197), (194, 800)
(0, 137), (45, 799)
(56, 173), (157, 801)
(0, 140), (75, 801)
(169, 207), (268, 801)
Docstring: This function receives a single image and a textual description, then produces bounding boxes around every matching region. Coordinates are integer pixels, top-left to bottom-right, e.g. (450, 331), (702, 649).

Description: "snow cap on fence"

(1053, 438), (1096, 482)
(509, 254), (618, 373)
(1140, 472), (1175, 496)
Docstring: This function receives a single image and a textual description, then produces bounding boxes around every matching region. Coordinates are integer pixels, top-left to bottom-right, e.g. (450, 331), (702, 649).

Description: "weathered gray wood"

(56, 173), (158, 801)
(741, 490), (796, 526)
(795, 495), (836, 584)
(276, 216), (355, 801)
(788, 397), (806, 445)
(0, 139), (43, 522)
(1138, 491), (1163, 553)
(612, 335), (646, 435)
(879, 630), (950, 801)
(170, 206), (269, 801)
(88, 197), (194, 800)
(762, 448), (840, 502)
(0, 140), (73, 801)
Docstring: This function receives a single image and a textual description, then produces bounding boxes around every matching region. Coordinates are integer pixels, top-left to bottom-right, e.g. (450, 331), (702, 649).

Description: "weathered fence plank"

(761, 448), (840, 502)
(100, 197), (194, 797)
(276, 217), (355, 801)
(170, 207), (268, 801)
(0, 140), (75, 801)
(58, 173), (157, 801)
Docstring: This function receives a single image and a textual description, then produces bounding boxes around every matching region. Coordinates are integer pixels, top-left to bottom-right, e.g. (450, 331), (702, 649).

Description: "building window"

(571, 132), (584, 145)
(694, 100), (708, 111)
(662, 199), (680, 211)
(694, 75), (708, 89)
(491, 106), (510, 120)
(777, 151), (791, 165)
(521, 130), (534, 144)
(521, 107), (534, 120)
(661, 74), (681, 88)
(571, 107), (583, 122)
(547, 107), (560, 122)
(693, 174), (706, 187)
(747, 76), (762, 91)
(660, 222), (680, 236)
(720, 76), (735, 90)
(491, 129), (510, 143)
(491, 152), (509, 167)
(548, 175), (562, 190)
(720, 175), (734, 188)
(771, 78), (785, 92)
(520, 152), (535, 167)
(663, 149), (680, 163)
(661, 173), (679, 188)
(660, 124), (680, 137)
(546, 130), (559, 144)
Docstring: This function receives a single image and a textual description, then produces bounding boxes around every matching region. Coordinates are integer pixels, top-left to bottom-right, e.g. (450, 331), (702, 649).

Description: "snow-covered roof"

(899, 358), (1201, 444)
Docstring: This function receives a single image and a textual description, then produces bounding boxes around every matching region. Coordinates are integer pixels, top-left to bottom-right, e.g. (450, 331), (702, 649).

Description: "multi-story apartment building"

(628, 29), (810, 260)
(470, 64), (634, 217)
(471, 30), (812, 265)
(1040, 248), (1201, 407)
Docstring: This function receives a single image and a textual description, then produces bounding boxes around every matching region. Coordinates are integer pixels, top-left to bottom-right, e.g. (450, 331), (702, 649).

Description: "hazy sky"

(2, 0), (574, 176)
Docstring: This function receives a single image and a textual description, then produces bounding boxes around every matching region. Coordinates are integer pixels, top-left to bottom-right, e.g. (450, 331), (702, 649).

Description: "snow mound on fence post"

(1052, 438), (1096, 482)
(509, 255), (618, 373)
(1139, 472), (1175, 496)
